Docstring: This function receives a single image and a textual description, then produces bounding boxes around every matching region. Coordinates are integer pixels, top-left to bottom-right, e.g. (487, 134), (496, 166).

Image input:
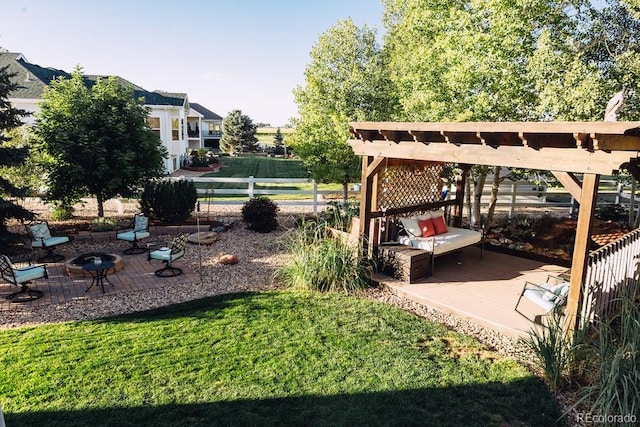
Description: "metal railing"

(583, 228), (640, 320)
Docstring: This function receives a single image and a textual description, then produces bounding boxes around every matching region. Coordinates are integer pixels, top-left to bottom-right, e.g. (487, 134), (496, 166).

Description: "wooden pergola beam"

(551, 171), (582, 200)
(348, 139), (637, 176)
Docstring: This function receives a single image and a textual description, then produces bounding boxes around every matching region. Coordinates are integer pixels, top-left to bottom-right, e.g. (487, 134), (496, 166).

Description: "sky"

(0, 0), (385, 127)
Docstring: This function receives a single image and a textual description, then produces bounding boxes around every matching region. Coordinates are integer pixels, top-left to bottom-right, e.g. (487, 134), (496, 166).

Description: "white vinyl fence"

(165, 176), (639, 218)
(167, 176), (324, 215)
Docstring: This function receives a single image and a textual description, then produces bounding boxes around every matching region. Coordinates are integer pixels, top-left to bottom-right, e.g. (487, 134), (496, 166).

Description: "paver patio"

(0, 243), (194, 312)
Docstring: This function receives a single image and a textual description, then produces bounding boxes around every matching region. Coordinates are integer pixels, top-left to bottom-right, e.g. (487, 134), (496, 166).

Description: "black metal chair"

(116, 214), (151, 255)
(148, 233), (189, 277)
(26, 221), (70, 262)
(0, 254), (48, 302)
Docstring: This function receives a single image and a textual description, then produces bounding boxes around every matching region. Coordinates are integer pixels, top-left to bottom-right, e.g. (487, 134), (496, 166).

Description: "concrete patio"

(374, 246), (569, 338)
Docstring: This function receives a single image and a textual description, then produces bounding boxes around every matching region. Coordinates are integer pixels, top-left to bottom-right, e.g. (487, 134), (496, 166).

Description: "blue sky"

(0, 0), (385, 126)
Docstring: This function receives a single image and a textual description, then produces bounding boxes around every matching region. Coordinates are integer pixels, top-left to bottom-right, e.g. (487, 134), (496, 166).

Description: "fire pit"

(65, 252), (124, 278)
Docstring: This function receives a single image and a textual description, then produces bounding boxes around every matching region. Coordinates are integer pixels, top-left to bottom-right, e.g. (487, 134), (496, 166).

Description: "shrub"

(596, 203), (628, 221)
(241, 197), (279, 232)
(521, 312), (578, 392)
(577, 282), (640, 422)
(274, 221), (373, 294)
(140, 180), (197, 224)
(525, 277), (640, 423)
(91, 217), (117, 232)
(50, 201), (74, 220)
(322, 200), (359, 231)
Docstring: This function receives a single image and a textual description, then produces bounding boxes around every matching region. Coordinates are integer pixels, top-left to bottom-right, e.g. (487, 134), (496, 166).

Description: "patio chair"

(26, 220), (70, 263)
(116, 214), (151, 255)
(148, 233), (189, 277)
(515, 275), (570, 324)
(0, 254), (48, 302)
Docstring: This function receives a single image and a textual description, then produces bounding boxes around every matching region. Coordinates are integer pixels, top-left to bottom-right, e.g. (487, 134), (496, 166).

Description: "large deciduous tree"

(34, 68), (167, 218)
(382, 0), (608, 225)
(0, 65), (34, 240)
(581, 0), (640, 119)
(220, 109), (258, 154)
(292, 18), (398, 201)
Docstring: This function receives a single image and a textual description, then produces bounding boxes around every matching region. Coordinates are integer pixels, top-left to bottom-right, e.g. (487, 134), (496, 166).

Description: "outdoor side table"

(83, 260), (115, 293)
(376, 243), (431, 284)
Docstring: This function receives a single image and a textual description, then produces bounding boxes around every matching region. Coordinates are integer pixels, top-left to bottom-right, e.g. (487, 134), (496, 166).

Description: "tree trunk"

(342, 182), (349, 204)
(471, 166), (488, 227)
(485, 166), (503, 229)
(96, 193), (105, 218)
(465, 174), (471, 222)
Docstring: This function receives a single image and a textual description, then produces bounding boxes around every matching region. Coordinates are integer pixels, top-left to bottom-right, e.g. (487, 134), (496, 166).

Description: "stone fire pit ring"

(65, 252), (124, 278)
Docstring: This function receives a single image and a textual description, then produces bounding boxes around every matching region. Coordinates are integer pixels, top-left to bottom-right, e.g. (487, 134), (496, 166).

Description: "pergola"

(348, 121), (640, 331)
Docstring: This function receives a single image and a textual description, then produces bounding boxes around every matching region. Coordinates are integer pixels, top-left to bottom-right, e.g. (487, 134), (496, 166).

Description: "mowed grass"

(0, 291), (561, 427)
(200, 156), (343, 200)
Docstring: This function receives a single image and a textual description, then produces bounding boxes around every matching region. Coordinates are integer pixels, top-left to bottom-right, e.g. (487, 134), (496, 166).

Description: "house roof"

(0, 51), (70, 99)
(152, 91), (188, 107)
(190, 103), (223, 121)
(349, 121), (640, 175)
(1, 51), (187, 107)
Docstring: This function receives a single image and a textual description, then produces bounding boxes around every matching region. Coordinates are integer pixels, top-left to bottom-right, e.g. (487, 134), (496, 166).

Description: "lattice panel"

(377, 161), (445, 211)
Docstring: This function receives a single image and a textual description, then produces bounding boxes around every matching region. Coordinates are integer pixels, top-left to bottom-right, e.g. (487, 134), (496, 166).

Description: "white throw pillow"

(399, 217), (421, 238)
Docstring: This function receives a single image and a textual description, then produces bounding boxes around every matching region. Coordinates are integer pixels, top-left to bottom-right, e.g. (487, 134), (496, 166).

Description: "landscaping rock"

(217, 253), (239, 265)
(187, 231), (218, 245)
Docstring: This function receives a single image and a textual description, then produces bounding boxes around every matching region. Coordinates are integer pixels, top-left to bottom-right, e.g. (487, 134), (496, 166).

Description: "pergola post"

(564, 173), (600, 334)
(358, 156), (385, 256)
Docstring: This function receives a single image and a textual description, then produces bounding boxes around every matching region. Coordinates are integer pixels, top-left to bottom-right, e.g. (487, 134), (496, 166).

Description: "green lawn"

(208, 156), (308, 178)
(0, 291), (561, 426)
(199, 156), (343, 200)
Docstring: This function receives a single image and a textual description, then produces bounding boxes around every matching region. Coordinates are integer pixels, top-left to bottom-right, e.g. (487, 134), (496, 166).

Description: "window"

(208, 123), (221, 136)
(172, 118), (180, 141)
(148, 117), (160, 138)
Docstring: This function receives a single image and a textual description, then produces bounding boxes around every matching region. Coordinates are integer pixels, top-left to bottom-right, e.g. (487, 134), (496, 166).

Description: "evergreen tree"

(273, 127), (285, 155)
(220, 109), (258, 154)
(0, 65), (34, 241)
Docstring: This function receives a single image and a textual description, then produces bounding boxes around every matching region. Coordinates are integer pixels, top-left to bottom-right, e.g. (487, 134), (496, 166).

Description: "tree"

(382, 0), (605, 225)
(0, 65), (34, 240)
(34, 67), (167, 218)
(273, 127), (285, 155)
(292, 18), (398, 201)
(580, 0), (640, 119)
(220, 109), (258, 154)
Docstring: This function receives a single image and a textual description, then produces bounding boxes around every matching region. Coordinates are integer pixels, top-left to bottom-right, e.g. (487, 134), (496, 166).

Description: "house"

(189, 102), (223, 151)
(0, 50), (192, 174)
